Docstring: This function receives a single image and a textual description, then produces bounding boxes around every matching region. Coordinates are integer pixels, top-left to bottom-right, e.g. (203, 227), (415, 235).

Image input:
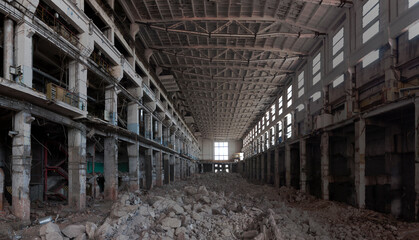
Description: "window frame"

(214, 142), (229, 160)
(312, 52), (321, 85)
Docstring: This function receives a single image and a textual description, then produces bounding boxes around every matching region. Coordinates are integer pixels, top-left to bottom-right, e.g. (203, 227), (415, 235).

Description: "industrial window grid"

(332, 27), (344, 68)
(312, 52), (321, 85)
(297, 71), (304, 98)
(362, 0), (379, 44)
(214, 142), (228, 160)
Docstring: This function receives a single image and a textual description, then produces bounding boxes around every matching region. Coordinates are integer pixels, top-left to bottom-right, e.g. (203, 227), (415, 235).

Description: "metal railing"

(35, 4), (79, 46)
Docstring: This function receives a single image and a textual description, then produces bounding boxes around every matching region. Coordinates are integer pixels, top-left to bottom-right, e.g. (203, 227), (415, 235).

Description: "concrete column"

(127, 102), (139, 134)
(104, 135), (118, 200)
(14, 22), (34, 87)
(105, 86), (118, 125)
(285, 143), (291, 187)
(68, 128), (87, 210)
(163, 154), (170, 184)
(175, 157), (180, 180)
(156, 151), (163, 186)
(267, 150), (271, 184)
(321, 132), (329, 200)
(144, 113), (152, 139)
(299, 139), (307, 192)
(355, 119), (366, 208)
(415, 99), (419, 220)
(69, 61), (88, 111)
(157, 122), (162, 144)
(384, 38), (398, 102)
(127, 142), (139, 191)
(11, 111), (32, 220)
(211, 163), (214, 173)
(253, 157), (257, 180)
(261, 153), (265, 182)
(3, 18), (14, 80)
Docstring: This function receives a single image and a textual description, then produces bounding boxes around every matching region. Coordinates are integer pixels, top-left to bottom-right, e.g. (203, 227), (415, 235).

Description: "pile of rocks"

(39, 221), (96, 240)
(35, 173), (417, 240)
(93, 185), (262, 239)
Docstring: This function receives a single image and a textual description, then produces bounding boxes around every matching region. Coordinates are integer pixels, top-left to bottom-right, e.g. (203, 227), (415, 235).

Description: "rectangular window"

(408, 21), (419, 40)
(311, 92), (322, 102)
(265, 132), (269, 149)
(277, 121), (283, 143)
(285, 114), (292, 139)
(312, 52), (321, 85)
(271, 127), (275, 146)
(287, 85), (292, 108)
(271, 104), (276, 121)
(262, 117), (265, 130)
(332, 27), (344, 68)
(266, 112), (270, 126)
(362, 50), (379, 68)
(214, 142), (228, 160)
(297, 71), (304, 98)
(278, 96), (283, 115)
(409, 0), (419, 8)
(333, 74), (345, 88)
(362, 0), (379, 44)
(258, 121), (261, 134)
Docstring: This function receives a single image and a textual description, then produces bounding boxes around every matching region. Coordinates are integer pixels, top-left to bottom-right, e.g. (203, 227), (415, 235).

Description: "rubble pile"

(33, 173), (419, 240)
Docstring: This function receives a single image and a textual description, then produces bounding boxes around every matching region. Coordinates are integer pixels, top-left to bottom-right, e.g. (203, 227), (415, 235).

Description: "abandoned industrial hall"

(0, 0), (418, 239)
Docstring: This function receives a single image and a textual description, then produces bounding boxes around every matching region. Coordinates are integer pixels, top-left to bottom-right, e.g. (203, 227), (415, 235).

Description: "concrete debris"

(61, 224), (86, 238)
(87, 173), (419, 240)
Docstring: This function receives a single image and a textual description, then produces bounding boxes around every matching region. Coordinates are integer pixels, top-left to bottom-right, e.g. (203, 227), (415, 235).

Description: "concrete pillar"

(14, 22), (34, 87)
(127, 142), (139, 191)
(3, 18), (14, 80)
(68, 128), (87, 210)
(163, 153), (169, 184)
(267, 150), (271, 184)
(175, 157), (180, 180)
(12, 111), (32, 220)
(104, 135), (118, 200)
(0, 168), (3, 211)
(69, 61), (88, 111)
(415, 99), (419, 220)
(285, 143), (291, 187)
(355, 119), (366, 208)
(144, 113), (152, 139)
(105, 86), (118, 125)
(274, 148), (280, 188)
(157, 122), (162, 144)
(261, 153), (265, 182)
(156, 151), (163, 186)
(320, 132), (329, 200)
(211, 163), (214, 173)
(127, 102), (139, 134)
(384, 38), (398, 102)
(299, 139), (307, 192)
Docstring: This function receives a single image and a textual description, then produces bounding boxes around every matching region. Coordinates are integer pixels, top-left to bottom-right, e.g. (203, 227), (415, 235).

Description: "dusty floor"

(1, 173), (419, 239)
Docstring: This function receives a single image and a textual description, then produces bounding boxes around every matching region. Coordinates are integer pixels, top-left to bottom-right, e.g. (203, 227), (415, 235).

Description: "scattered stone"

(85, 222), (97, 240)
(161, 217), (182, 228)
(61, 224), (86, 239)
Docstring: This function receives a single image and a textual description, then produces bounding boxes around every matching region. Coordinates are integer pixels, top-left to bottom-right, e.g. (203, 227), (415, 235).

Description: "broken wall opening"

(329, 126), (356, 206)
(365, 106), (415, 221)
(278, 148), (286, 187)
(306, 136), (322, 198)
(290, 143), (300, 189)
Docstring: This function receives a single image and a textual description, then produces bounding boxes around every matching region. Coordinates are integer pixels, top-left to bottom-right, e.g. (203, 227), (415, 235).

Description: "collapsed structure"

(0, 0), (417, 228)
(0, 0), (200, 221)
